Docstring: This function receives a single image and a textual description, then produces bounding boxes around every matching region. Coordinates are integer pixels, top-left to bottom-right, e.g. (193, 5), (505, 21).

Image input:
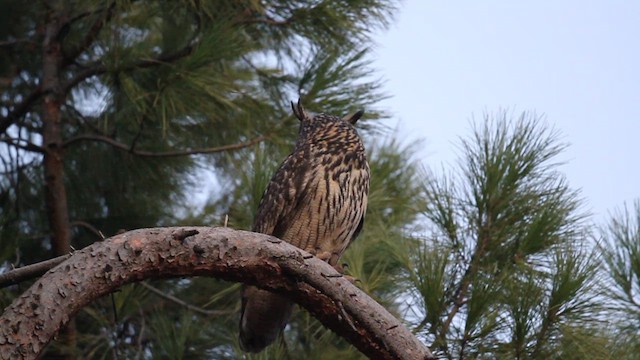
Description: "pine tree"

(601, 202), (640, 360)
(400, 112), (609, 360)
(1, 0), (411, 358)
(3, 1), (636, 359)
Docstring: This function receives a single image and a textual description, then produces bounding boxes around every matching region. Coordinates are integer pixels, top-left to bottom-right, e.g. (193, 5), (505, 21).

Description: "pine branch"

(0, 87), (45, 135)
(238, 14), (293, 26)
(62, 134), (266, 157)
(530, 306), (557, 359)
(437, 228), (491, 351)
(0, 136), (45, 154)
(0, 3), (181, 136)
(63, 44), (196, 93)
(0, 227), (434, 360)
(234, 4), (294, 26)
(62, 2), (117, 67)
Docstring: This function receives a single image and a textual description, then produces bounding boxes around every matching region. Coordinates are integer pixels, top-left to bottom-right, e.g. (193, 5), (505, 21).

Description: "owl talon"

(343, 275), (358, 284)
(322, 273), (343, 278)
(331, 263), (358, 283)
(333, 263), (345, 274)
(314, 250), (332, 262)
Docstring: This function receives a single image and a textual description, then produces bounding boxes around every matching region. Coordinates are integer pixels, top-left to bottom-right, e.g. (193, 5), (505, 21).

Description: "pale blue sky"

(374, 0), (640, 221)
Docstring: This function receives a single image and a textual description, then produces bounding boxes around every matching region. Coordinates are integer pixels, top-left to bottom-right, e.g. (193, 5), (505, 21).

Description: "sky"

(373, 0), (640, 222)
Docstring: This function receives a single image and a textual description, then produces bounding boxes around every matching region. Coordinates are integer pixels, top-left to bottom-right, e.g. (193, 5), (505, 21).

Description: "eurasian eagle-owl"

(239, 100), (370, 352)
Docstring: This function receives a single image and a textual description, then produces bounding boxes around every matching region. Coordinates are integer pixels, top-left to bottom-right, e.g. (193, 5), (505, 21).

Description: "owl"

(239, 100), (370, 352)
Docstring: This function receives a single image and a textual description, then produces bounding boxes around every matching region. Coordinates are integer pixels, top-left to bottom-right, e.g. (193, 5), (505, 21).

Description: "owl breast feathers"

(239, 100), (370, 353)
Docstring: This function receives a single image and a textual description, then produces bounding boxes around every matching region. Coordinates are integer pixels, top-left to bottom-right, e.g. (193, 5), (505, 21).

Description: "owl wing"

(241, 151), (308, 352)
(344, 168), (369, 249)
(352, 213), (365, 241)
(252, 150), (311, 239)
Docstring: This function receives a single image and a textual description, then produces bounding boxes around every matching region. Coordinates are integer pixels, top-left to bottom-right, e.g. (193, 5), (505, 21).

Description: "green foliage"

(401, 112), (606, 359)
(601, 202), (640, 358)
(1, 0), (406, 358)
(1, 1), (637, 358)
(205, 135), (426, 359)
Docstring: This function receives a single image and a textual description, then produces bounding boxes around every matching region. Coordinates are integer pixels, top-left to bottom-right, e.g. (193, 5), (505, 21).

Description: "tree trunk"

(41, 4), (75, 359)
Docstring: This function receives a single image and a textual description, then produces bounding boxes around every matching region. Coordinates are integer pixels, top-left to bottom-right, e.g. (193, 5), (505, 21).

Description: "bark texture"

(42, 3), (71, 259)
(0, 227), (434, 360)
(41, 5), (75, 357)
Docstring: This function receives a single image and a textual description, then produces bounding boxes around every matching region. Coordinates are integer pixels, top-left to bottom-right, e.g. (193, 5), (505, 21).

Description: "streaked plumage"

(239, 100), (370, 353)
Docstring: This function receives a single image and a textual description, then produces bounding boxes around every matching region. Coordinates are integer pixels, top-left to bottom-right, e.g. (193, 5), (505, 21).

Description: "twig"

(0, 39), (37, 48)
(70, 220), (104, 240)
(62, 134), (266, 157)
(0, 87), (45, 135)
(63, 44), (196, 93)
(0, 136), (45, 153)
(62, 2), (116, 67)
(0, 254), (70, 288)
(437, 228), (492, 352)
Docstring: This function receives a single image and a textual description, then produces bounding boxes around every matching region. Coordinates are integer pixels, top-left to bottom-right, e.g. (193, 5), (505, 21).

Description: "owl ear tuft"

(291, 99), (309, 121)
(342, 110), (364, 125)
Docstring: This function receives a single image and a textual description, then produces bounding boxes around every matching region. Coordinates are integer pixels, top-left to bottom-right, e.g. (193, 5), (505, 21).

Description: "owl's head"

(291, 99), (364, 125)
(291, 99), (365, 150)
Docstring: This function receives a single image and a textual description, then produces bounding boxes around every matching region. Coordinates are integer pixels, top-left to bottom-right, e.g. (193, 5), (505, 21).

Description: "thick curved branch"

(62, 134), (266, 157)
(0, 227), (434, 360)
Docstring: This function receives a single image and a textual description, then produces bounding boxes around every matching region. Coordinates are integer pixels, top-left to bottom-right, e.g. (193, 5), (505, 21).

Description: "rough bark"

(42, 4), (71, 258)
(41, 5), (76, 358)
(0, 227), (434, 360)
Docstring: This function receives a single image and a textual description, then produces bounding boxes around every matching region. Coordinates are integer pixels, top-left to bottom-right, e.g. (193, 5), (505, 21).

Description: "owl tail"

(239, 285), (294, 353)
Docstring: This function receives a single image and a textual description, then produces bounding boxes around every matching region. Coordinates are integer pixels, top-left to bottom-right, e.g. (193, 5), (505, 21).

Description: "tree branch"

(0, 87), (45, 136)
(1, 21), (195, 136)
(70, 220), (104, 239)
(63, 44), (196, 93)
(234, 5), (295, 26)
(62, 2), (116, 67)
(437, 228), (492, 351)
(62, 134), (266, 157)
(0, 227), (434, 360)
(0, 136), (45, 154)
(0, 254), (70, 288)
(0, 39), (37, 48)
(238, 15), (293, 26)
